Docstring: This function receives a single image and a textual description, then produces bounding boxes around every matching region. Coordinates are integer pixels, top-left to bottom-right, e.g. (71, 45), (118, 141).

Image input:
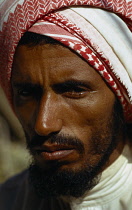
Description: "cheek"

(14, 99), (37, 131)
(64, 92), (115, 134)
(61, 95), (116, 163)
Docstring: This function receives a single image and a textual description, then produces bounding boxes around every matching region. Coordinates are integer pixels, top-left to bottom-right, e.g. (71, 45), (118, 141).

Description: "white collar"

(69, 144), (132, 209)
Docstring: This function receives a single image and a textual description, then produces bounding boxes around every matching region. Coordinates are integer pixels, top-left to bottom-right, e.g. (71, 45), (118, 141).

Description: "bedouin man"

(0, 0), (132, 209)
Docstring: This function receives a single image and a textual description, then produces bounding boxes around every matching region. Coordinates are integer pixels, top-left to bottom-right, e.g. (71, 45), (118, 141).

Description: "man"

(0, 0), (132, 209)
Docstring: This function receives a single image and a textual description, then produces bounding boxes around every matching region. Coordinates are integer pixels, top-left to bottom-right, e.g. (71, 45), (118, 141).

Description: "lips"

(32, 144), (75, 161)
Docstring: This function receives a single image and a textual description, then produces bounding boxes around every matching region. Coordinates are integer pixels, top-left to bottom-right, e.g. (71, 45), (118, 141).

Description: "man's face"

(12, 43), (123, 197)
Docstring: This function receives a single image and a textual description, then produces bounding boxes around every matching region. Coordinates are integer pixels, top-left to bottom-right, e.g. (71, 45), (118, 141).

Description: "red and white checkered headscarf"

(0, 0), (132, 122)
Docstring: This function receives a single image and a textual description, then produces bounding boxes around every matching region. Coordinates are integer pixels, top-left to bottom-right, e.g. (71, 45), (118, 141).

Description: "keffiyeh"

(0, 0), (132, 121)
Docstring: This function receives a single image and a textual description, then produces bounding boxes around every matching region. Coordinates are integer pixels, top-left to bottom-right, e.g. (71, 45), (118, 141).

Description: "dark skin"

(11, 43), (124, 175)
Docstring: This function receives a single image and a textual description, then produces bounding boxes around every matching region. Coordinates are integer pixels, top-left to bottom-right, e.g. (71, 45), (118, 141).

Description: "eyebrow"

(52, 80), (91, 94)
(12, 79), (92, 94)
(53, 80), (90, 88)
(12, 82), (41, 89)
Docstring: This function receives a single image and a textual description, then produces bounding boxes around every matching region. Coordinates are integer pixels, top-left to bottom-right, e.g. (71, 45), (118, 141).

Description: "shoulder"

(0, 170), (71, 210)
(0, 169), (28, 191)
(0, 170), (29, 210)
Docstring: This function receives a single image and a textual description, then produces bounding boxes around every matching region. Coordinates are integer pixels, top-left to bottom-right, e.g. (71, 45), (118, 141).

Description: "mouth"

(32, 144), (75, 161)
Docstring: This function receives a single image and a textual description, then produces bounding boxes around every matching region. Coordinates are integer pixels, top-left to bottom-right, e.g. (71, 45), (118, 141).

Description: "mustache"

(26, 133), (84, 154)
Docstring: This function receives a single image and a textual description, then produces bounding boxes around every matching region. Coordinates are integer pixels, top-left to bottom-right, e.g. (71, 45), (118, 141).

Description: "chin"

(28, 161), (101, 198)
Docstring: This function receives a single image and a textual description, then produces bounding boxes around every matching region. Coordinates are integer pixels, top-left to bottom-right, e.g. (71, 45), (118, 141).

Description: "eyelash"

(66, 86), (85, 92)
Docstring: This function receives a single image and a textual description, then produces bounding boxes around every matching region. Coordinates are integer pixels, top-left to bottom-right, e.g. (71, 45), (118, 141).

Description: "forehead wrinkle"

(12, 43), (106, 90)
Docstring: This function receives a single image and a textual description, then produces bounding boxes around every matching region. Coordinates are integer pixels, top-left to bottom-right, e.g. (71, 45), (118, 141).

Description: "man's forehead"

(12, 43), (104, 88)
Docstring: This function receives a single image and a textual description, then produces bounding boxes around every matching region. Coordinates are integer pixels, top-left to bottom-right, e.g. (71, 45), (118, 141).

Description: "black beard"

(29, 161), (100, 198)
(27, 99), (125, 198)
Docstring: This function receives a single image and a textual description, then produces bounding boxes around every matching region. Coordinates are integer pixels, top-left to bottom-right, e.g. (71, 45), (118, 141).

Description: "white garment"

(70, 145), (132, 210)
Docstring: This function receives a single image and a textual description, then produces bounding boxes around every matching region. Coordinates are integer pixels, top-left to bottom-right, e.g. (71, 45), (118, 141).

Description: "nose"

(34, 92), (62, 136)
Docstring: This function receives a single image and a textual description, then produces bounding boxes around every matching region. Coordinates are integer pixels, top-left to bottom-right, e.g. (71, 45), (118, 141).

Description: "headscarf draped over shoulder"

(0, 0), (132, 122)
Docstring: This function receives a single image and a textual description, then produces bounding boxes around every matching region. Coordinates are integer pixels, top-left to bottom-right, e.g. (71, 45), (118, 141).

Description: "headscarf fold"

(0, 0), (132, 122)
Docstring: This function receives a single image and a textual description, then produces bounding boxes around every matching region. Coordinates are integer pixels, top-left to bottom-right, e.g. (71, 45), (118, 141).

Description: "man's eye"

(18, 88), (33, 97)
(53, 81), (90, 99)
(63, 86), (88, 98)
